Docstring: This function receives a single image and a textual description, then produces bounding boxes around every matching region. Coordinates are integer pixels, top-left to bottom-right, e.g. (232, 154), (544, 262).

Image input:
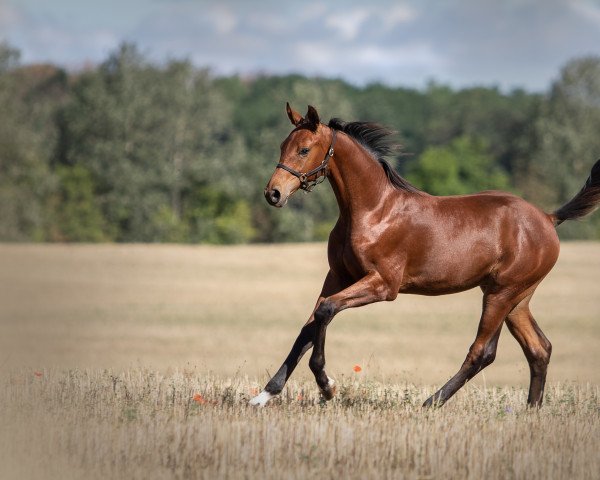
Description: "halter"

(276, 129), (337, 192)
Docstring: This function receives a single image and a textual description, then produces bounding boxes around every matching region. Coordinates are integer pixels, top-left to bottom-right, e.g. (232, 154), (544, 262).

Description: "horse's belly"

(400, 278), (483, 296)
(399, 255), (494, 296)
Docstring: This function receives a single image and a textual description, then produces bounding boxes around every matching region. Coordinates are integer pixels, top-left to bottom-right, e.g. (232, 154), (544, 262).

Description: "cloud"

(569, 0), (600, 27)
(297, 3), (328, 22)
(2, 0), (599, 91)
(207, 5), (237, 35)
(294, 40), (444, 85)
(295, 41), (442, 71)
(382, 5), (418, 31)
(326, 9), (370, 40)
(0, 2), (21, 29)
(324, 4), (417, 40)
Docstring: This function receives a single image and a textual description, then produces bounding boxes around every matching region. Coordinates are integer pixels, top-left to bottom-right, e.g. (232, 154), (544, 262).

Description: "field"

(1, 243), (599, 479)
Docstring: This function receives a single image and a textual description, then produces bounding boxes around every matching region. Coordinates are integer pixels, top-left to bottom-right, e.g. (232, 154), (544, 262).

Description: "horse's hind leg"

(423, 290), (517, 407)
(506, 295), (552, 407)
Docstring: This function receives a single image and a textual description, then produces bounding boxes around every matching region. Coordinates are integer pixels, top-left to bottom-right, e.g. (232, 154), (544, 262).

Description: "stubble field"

(1, 242), (599, 479)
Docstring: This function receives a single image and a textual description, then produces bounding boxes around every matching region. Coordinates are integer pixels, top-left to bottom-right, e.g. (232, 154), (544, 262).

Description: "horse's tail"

(552, 159), (600, 227)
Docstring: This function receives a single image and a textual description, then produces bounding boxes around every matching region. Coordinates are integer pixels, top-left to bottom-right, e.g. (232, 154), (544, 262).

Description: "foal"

(250, 103), (600, 408)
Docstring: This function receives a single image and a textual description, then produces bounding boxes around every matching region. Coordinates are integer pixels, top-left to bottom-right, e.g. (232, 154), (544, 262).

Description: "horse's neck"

(327, 132), (393, 217)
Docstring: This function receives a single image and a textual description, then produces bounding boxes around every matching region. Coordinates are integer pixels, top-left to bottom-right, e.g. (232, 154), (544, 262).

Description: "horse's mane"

(327, 118), (422, 194)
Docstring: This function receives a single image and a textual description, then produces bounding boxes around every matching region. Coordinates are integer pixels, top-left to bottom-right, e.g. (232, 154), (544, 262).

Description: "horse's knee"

(541, 337), (552, 358)
(481, 342), (498, 368)
(314, 301), (335, 325)
(466, 341), (496, 371)
(529, 343), (551, 375)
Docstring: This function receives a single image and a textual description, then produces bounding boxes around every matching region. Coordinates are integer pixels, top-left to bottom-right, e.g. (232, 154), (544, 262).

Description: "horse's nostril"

(269, 188), (281, 205)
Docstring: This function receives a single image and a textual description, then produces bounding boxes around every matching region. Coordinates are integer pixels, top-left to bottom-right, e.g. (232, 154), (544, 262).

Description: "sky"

(1, 0), (600, 91)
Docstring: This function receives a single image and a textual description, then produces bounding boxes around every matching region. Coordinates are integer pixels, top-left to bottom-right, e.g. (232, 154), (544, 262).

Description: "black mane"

(328, 118), (422, 194)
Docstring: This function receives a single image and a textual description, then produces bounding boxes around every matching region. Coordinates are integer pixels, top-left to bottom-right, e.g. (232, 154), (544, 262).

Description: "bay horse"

(250, 103), (600, 408)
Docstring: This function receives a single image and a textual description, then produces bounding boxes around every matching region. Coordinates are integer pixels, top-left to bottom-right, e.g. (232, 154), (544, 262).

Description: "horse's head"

(264, 103), (335, 207)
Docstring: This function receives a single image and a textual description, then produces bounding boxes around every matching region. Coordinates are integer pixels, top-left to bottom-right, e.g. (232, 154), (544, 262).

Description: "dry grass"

(1, 369), (598, 480)
(0, 242), (599, 479)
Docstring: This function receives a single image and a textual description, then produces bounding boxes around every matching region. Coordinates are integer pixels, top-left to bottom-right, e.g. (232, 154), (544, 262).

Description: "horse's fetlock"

(265, 378), (284, 395)
(309, 355), (324, 375)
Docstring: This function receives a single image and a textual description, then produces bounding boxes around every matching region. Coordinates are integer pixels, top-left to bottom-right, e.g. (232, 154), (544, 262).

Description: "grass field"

(1, 242), (599, 479)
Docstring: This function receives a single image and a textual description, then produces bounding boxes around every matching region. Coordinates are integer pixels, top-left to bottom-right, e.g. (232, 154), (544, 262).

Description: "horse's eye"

(299, 147), (310, 156)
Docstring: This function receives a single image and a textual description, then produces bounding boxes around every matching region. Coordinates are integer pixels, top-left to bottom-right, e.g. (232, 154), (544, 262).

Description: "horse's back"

(398, 190), (560, 294)
(434, 190), (560, 270)
(434, 190), (556, 238)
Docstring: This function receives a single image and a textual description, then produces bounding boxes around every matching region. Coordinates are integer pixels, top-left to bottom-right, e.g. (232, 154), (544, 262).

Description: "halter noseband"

(276, 129), (337, 192)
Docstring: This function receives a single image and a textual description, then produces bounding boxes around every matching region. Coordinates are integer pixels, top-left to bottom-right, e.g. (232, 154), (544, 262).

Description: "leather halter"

(276, 129), (337, 192)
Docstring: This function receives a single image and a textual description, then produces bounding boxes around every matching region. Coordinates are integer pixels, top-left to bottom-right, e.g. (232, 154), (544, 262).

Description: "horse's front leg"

(309, 271), (395, 400)
(249, 271), (343, 406)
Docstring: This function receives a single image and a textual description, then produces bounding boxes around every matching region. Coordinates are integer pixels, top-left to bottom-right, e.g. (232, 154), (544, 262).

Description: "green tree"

(0, 41), (20, 72)
(3, 41), (600, 243)
(0, 43), (66, 241)
(59, 43), (240, 242)
(520, 56), (600, 238)
(47, 166), (106, 241)
(184, 187), (255, 244)
(407, 136), (510, 195)
(59, 43), (167, 240)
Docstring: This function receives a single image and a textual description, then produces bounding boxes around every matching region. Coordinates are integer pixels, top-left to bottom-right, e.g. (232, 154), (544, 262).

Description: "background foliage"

(1, 41), (599, 243)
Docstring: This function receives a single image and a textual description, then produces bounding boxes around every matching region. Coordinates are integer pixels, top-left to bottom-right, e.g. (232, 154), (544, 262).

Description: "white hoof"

(320, 377), (336, 400)
(249, 390), (275, 407)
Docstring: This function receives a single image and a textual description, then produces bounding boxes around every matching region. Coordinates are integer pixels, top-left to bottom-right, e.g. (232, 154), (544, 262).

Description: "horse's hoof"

(249, 390), (274, 407)
(319, 377), (336, 401)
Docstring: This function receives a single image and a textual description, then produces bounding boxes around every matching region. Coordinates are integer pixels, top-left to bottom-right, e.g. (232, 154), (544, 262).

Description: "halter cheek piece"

(276, 129), (337, 192)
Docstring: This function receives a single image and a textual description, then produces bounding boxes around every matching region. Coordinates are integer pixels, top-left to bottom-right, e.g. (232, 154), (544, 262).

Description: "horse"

(250, 103), (600, 408)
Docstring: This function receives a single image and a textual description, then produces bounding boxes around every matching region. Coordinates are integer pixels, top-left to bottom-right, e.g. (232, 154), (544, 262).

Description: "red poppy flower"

(34, 371), (43, 377)
(353, 365), (362, 373)
(193, 393), (206, 404)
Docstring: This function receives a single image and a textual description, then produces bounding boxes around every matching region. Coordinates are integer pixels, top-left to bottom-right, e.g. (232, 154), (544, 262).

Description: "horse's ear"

(286, 102), (304, 126)
(306, 105), (320, 129)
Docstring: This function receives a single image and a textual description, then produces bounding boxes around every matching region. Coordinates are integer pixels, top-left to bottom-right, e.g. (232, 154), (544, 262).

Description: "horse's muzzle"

(265, 187), (284, 207)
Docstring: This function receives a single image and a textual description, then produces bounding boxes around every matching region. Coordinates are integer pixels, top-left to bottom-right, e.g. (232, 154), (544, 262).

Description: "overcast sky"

(2, 0), (600, 91)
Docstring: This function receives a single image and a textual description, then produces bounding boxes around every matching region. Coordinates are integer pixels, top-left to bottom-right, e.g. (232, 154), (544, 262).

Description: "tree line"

(1, 42), (599, 243)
